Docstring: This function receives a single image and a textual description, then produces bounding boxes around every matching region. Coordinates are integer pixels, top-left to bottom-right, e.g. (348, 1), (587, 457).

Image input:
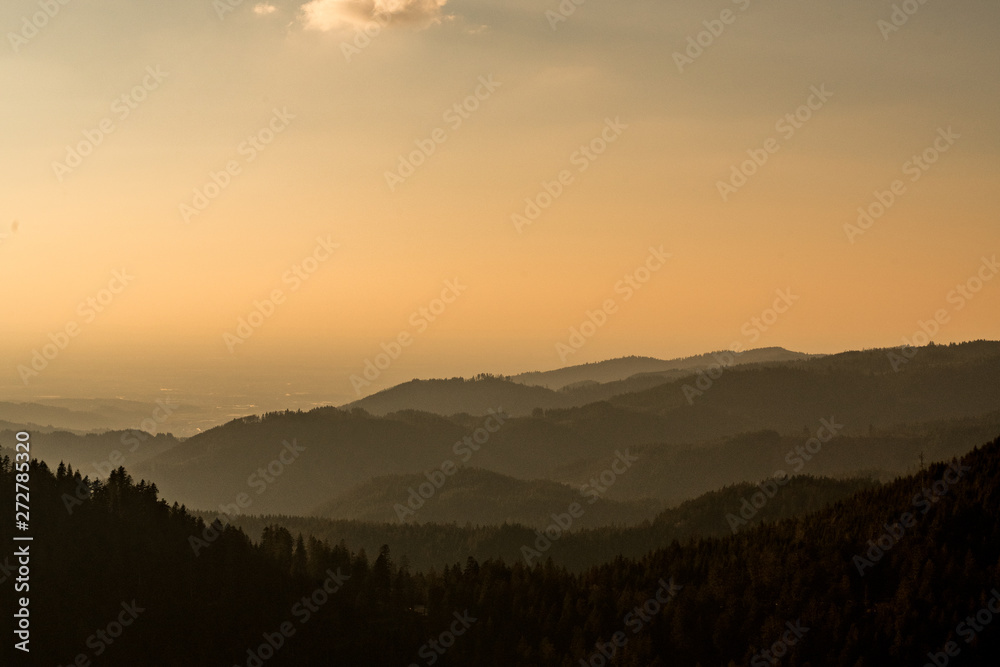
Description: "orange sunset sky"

(1, 0), (997, 404)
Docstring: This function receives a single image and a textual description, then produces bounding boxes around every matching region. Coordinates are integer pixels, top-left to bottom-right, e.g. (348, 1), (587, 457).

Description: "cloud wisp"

(300, 0), (450, 31)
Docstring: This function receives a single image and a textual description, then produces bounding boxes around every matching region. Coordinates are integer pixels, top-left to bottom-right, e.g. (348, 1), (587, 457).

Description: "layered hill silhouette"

(226, 474), (877, 572)
(7, 434), (1000, 665)
(312, 466), (663, 526)
(546, 411), (1000, 505)
(10, 341), (999, 520)
(0, 396), (210, 436)
(344, 346), (818, 416)
(508, 346), (820, 390)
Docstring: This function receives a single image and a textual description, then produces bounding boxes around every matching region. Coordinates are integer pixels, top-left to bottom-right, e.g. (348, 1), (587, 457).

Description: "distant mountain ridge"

(312, 466), (662, 527)
(12, 341), (1000, 521)
(509, 346), (822, 390)
(220, 474), (879, 572)
(343, 346), (820, 417)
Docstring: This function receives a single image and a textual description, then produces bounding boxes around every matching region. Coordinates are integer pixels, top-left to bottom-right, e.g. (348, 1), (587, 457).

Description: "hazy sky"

(1, 0), (998, 403)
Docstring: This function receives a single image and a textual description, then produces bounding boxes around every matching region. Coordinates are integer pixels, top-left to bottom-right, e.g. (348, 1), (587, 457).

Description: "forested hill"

(311, 466), (665, 526)
(228, 474), (877, 572)
(7, 342), (999, 521)
(4, 434), (1000, 665)
(508, 347), (818, 390)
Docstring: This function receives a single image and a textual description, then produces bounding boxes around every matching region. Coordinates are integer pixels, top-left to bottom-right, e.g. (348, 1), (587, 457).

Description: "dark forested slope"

(4, 436), (1000, 665)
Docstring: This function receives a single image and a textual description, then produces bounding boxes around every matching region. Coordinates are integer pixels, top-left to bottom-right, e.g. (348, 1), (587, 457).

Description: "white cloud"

(300, 0), (449, 31)
(254, 4), (278, 15)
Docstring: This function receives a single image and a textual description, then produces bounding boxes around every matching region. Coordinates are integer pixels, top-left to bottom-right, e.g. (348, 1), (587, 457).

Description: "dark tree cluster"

(3, 436), (1000, 665)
